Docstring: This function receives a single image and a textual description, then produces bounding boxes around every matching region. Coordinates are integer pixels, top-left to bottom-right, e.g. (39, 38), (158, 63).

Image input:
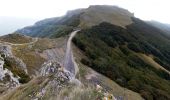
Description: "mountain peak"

(79, 5), (134, 28)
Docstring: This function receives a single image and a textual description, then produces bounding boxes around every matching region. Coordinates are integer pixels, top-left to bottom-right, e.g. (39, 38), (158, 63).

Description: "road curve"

(63, 30), (80, 77)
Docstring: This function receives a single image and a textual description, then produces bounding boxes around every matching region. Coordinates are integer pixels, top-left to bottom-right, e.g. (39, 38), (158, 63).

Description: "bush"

(127, 43), (143, 52)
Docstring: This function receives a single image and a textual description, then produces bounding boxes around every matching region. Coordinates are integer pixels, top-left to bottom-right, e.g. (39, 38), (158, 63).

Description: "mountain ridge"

(17, 5), (134, 37)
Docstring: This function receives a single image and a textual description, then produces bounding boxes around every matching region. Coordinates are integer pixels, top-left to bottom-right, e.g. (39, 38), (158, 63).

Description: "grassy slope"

(73, 18), (170, 100)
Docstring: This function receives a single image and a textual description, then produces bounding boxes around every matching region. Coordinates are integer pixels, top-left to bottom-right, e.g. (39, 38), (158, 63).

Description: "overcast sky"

(0, 0), (170, 23)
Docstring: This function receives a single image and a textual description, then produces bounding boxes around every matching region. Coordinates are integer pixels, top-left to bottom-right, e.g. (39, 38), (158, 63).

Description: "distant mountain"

(0, 17), (37, 36)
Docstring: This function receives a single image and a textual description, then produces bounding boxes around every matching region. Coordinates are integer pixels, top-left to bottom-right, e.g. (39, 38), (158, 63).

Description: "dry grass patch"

(12, 44), (45, 75)
(0, 34), (33, 44)
(138, 53), (170, 75)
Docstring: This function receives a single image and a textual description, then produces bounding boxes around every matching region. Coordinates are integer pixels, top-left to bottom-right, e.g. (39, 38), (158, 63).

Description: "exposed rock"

(0, 55), (20, 92)
(0, 45), (27, 73)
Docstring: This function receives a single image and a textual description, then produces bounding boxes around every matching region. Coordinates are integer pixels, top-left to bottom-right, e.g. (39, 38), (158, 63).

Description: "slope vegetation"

(73, 18), (170, 100)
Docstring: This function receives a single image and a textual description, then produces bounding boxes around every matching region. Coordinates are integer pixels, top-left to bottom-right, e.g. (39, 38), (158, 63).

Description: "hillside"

(73, 19), (170, 99)
(1, 5), (170, 100)
(0, 33), (143, 100)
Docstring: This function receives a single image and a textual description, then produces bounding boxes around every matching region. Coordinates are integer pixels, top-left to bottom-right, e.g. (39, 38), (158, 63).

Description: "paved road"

(64, 30), (80, 77)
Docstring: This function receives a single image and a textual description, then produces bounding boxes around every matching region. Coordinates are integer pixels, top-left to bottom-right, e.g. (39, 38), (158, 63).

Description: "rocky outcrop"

(0, 45), (29, 94)
(31, 61), (73, 99)
(0, 45), (27, 73)
(0, 55), (20, 93)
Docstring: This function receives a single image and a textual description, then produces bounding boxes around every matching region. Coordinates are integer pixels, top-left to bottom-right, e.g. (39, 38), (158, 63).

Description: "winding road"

(63, 30), (80, 77)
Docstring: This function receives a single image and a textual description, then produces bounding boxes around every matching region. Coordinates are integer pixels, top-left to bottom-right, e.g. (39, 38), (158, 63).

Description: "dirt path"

(63, 30), (80, 77)
(0, 38), (38, 46)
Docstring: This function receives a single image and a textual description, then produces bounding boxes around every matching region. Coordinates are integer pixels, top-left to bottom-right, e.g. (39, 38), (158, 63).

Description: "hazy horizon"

(0, 17), (39, 35)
